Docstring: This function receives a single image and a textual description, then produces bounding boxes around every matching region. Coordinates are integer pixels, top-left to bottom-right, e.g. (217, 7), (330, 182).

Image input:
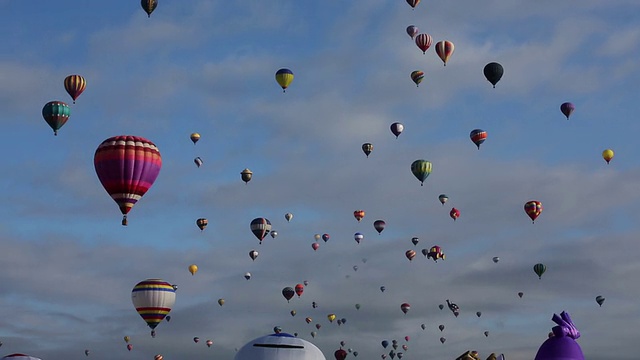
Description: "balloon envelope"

(42, 100), (71, 136)
(64, 75), (86, 103)
(483, 62), (504, 88)
(131, 279), (176, 330)
(275, 68), (294, 91)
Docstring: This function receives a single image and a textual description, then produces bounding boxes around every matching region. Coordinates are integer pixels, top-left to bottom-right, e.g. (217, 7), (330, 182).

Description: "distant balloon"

(435, 40), (455, 66)
(411, 237), (419, 246)
(311, 331), (317, 338)
(303, 280), (309, 286)
(484, 331), (490, 337)
(295, 283), (305, 297)
(380, 286), (386, 292)
(470, 129), (487, 149)
(476, 311), (482, 317)
(415, 33), (433, 54)
(382, 340), (389, 348)
(438, 304), (444, 310)
(270, 230), (278, 239)
(421, 323), (426, 330)
(154, 354), (163, 360)
(493, 256), (500, 263)
(411, 159), (432, 186)
(312, 242), (320, 251)
(85, 350), (90, 356)
(218, 298), (225, 306)
(194, 337), (200, 343)
(42, 100), (71, 136)
(322, 233), (330, 242)
(439, 337), (446, 344)
(524, 200), (543, 223)
(188, 264), (198, 275)
(518, 292), (524, 298)
(438, 194), (448, 205)
(290, 310), (297, 316)
(390, 122), (404, 138)
(449, 208), (460, 221)
(206, 340), (213, 348)
(241, 168), (253, 184)
(446, 299), (460, 317)
(483, 62), (504, 88)
(438, 324), (445, 331)
(275, 68), (294, 92)
(374, 220), (386, 234)
(410, 71), (424, 87)
(596, 295), (605, 307)
(353, 265), (358, 271)
(194, 157), (203, 168)
(533, 263), (546, 279)
(282, 287), (295, 302)
(406, 0), (420, 9)
(306, 317), (312, 323)
(127, 344), (133, 351)
(335, 349), (348, 360)
(354, 210), (365, 222)
(124, 336), (131, 343)
(405, 250), (416, 262)
(355, 303), (361, 310)
(190, 133), (200, 144)
(362, 143), (373, 157)
(602, 149), (614, 164)
(250, 218), (272, 243)
(560, 102), (575, 120)
(64, 75), (86, 104)
(327, 313), (336, 322)
(427, 246), (445, 262)
(406, 25), (419, 39)
(400, 303), (411, 314)
(141, 0), (158, 17)
(354, 232), (364, 244)
(285, 213), (294, 222)
(244, 272), (251, 280)
(165, 315), (170, 322)
(249, 250), (259, 261)
(196, 218), (208, 231)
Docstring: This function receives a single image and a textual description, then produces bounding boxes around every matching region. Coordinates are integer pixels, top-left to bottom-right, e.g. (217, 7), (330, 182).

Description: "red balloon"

(415, 34), (433, 54)
(335, 349), (348, 360)
(295, 283), (305, 297)
(524, 200), (543, 223)
(449, 208), (460, 221)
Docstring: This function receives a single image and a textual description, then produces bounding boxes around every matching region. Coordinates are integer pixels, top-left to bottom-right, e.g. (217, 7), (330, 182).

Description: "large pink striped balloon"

(94, 136), (162, 225)
(415, 33), (433, 54)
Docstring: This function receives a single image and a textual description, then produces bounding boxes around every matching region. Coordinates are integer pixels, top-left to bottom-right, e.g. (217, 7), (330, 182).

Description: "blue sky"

(1, 1), (640, 359)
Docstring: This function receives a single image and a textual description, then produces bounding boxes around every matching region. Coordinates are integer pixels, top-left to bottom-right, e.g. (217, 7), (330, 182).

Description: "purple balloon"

(560, 102), (575, 120)
(406, 25), (419, 39)
(534, 311), (584, 360)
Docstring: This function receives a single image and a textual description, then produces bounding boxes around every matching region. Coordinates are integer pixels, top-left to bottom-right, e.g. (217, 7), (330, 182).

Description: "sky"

(1, 1), (640, 359)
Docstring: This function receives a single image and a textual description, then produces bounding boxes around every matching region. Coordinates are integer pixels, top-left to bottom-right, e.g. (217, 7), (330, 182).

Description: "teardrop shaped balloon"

(94, 136), (162, 226)
(438, 324), (444, 331)
(131, 279), (176, 331)
(415, 33), (433, 54)
(602, 149), (614, 164)
(206, 339), (213, 348)
(327, 313), (336, 322)
(188, 264), (198, 275)
(406, 0), (420, 9)
(270, 231), (278, 238)
(141, 0), (158, 17)
(218, 298), (225, 306)
(374, 220), (386, 234)
(518, 291), (524, 298)
(249, 249), (259, 261)
(400, 303), (410, 314)
(244, 272), (251, 280)
(354, 210), (365, 222)
(410, 71), (424, 87)
(250, 218), (272, 243)
(410, 159), (432, 186)
(241, 168), (253, 184)
(493, 256), (500, 263)
(476, 311), (482, 317)
(439, 337), (446, 344)
(595, 295), (605, 307)
(406, 25), (418, 39)
(390, 122), (404, 138)
(533, 263), (546, 279)
(405, 250), (416, 262)
(438, 194), (448, 205)
(411, 237), (419, 246)
(190, 133), (200, 144)
(194, 157), (203, 168)
(295, 283), (305, 297)
(42, 100), (71, 136)
(435, 40), (455, 66)
(449, 208), (460, 221)
(362, 143), (373, 157)
(285, 212), (293, 222)
(196, 218), (208, 231)
(560, 102), (575, 120)
(483, 62), (504, 88)
(282, 287), (295, 302)
(354, 232), (364, 244)
(275, 68), (294, 92)
(524, 200), (543, 223)
(470, 129), (487, 149)
(64, 75), (86, 104)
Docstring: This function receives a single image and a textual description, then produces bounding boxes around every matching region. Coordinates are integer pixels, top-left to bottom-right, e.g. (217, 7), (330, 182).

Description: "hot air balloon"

(311, 331), (317, 338)
(193, 337), (200, 343)
(64, 75), (86, 103)
(421, 324), (426, 330)
(390, 122), (404, 138)
(470, 129), (487, 149)
(322, 233), (330, 242)
(595, 295), (605, 307)
(440, 337), (446, 344)
(275, 68), (294, 92)
(560, 102), (575, 120)
(427, 246), (446, 262)
(602, 149), (614, 164)
(439, 324), (445, 331)
(282, 287), (295, 302)
(415, 33), (433, 54)
(42, 100), (71, 136)
(250, 218), (271, 243)
(411, 237), (419, 246)
(438, 194), (448, 205)
(295, 283), (305, 297)
(380, 286), (386, 292)
(218, 298), (225, 306)
(518, 292), (524, 298)
(249, 250), (259, 261)
(85, 350), (90, 356)
(374, 220), (386, 234)
(188, 264), (198, 275)
(406, 25), (418, 39)
(305, 317), (313, 324)
(241, 169), (253, 184)
(327, 313), (336, 322)
(533, 263), (546, 279)
(124, 336), (131, 343)
(131, 279), (176, 334)
(439, 304), (444, 310)
(405, 250), (416, 262)
(312, 242), (320, 251)
(435, 40), (455, 66)
(524, 200), (543, 223)
(449, 208), (460, 221)
(244, 272), (251, 280)
(335, 349), (348, 360)
(410, 71), (424, 87)
(355, 303), (361, 310)
(484, 331), (490, 337)
(354, 232), (364, 244)
(382, 340), (389, 348)
(476, 311), (482, 317)
(446, 299), (460, 317)
(194, 157), (203, 168)
(483, 62), (503, 88)
(400, 303), (411, 314)
(94, 136), (162, 226)
(354, 210), (365, 222)
(411, 159), (432, 186)
(141, 0), (158, 17)
(283, 213), (293, 222)
(165, 315), (171, 322)
(290, 310), (297, 317)
(406, 0), (420, 8)
(493, 256), (500, 263)
(154, 355), (163, 360)
(362, 143), (373, 157)
(196, 218), (208, 231)
(127, 344), (133, 351)
(190, 133), (200, 144)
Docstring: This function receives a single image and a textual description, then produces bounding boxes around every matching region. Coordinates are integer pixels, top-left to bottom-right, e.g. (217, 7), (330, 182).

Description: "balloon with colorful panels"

(415, 33), (433, 54)
(534, 263), (547, 279)
(524, 200), (543, 223)
(353, 210), (365, 222)
(42, 100), (71, 136)
(410, 71), (424, 87)
(196, 218), (208, 231)
(190, 132), (200, 144)
(141, 0), (158, 17)
(470, 129), (487, 149)
(435, 40), (455, 66)
(64, 75), (86, 104)
(405, 250), (416, 262)
(427, 246), (445, 262)
(94, 136), (162, 226)
(411, 159), (432, 186)
(131, 279), (176, 336)
(250, 218), (272, 243)
(194, 157), (203, 168)
(275, 68), (294, 92)
(390, 122), (404, 138)
(400, 303), (411, 314)
(354, 232), (364, 244)
(295, 283), (305, 297)
(362, 143), (373, 157)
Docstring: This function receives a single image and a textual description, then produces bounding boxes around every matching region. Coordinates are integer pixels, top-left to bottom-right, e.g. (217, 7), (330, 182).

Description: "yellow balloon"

(188, 264), (198, 275)
(602, 149), (614, 164)
(218, 298), (225, 306)
(327, 313), (336, 322)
